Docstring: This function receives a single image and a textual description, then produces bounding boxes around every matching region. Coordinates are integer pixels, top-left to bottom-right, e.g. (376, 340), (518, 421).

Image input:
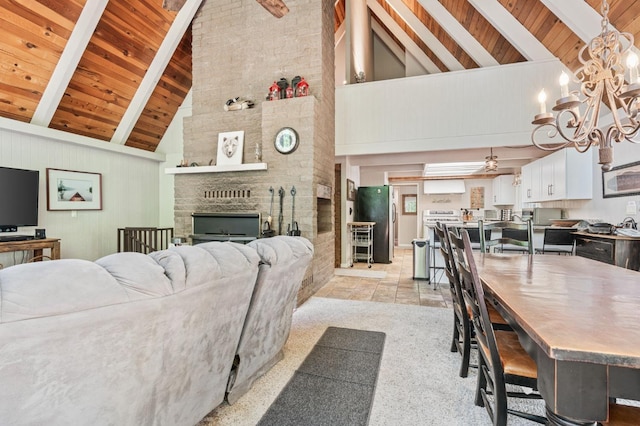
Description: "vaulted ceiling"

(1, 0), (639, 154)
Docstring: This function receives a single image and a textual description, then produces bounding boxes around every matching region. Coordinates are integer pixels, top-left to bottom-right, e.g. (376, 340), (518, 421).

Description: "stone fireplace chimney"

(176, 0), (335, 302)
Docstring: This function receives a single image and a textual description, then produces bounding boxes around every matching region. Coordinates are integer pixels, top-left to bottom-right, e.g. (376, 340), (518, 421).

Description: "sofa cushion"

(96, 252), (174, 299)
(149, 249), (187, 292)
(0, 259), (127, 323)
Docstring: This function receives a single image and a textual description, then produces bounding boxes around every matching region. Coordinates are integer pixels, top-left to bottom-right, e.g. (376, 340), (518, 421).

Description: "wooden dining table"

(475, 253), (640, 426)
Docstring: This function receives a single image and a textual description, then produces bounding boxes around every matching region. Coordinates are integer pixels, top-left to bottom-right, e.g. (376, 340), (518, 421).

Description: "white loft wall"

(336, 59), (564, 156)
(0, 119), (165, 267)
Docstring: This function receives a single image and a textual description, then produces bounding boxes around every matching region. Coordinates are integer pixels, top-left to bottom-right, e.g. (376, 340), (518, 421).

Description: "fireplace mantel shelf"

(165, 163), (268, 174)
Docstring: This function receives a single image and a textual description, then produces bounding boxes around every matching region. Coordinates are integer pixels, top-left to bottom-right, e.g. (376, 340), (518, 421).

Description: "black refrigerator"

(355, 185), (395, 263)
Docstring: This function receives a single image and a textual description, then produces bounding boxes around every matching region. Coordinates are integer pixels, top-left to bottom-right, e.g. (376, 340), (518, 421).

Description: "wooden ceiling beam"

(256, 0), (289, 18)
(383, 0), (463, 70)
(468, 0), (554, 62)
(417, 0), (498, 67)
(367, 0), (440, 73)
(111, 0), (203, 145)
(31, 1), (108, 127)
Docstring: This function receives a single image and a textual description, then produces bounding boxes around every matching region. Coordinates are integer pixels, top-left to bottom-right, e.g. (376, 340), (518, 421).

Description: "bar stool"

(429, 227), (445, 288)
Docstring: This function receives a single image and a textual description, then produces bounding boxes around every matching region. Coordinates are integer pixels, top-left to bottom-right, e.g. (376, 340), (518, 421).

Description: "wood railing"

(117, 227), (174, 254)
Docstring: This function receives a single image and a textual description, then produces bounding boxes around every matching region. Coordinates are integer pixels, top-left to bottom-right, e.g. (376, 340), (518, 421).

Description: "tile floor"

(315, 248), (453, 308)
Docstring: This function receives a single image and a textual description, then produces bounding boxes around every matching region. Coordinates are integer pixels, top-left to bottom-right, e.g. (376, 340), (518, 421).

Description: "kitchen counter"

(574, 232), (640, 271)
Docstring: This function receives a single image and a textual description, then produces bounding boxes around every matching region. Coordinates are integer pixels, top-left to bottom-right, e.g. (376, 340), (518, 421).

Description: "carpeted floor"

(198, 297), (545, 426)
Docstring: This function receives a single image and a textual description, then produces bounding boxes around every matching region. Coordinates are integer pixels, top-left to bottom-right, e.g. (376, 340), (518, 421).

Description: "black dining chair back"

(450, 229), (545, 426)
(479, 220), (534, 254)
(435, 222), (472, 377)
(538, 227), (575, 255)
(464, 227), (491, 250)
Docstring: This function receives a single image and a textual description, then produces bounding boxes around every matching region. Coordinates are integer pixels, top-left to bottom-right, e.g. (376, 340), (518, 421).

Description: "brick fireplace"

(175, 0), (335, 303)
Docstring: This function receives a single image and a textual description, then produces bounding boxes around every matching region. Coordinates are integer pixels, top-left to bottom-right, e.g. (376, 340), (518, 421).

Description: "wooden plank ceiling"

(1, 0), (640, 153)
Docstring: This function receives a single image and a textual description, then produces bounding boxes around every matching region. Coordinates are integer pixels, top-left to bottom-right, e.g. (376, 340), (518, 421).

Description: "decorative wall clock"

(274, 127), (299, 154)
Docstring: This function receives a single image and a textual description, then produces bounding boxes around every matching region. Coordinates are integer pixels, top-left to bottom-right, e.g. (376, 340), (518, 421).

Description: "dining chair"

(449, 228), (545, 426)
(435, 222), (473, 377)
(479, 220), (534, 254)
(536, 227), (575, 255)
(463, 227), (491, 251)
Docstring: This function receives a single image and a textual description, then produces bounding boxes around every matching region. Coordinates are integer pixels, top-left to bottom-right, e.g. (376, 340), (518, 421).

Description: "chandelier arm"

(531, 123), (574, 151)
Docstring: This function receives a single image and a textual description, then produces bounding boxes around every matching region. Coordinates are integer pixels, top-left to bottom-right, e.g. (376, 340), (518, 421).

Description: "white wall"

(156, 90), (191, 227)
(336, 59), (564, 156)
(0, 119), (169, 267)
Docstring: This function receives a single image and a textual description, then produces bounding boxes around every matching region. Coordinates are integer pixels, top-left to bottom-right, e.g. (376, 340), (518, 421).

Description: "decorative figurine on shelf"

(285, 85), (294, 98)
(277, 77), (289, 99)
(224, 97), (254, 111)
(295, 77), (309, 97)
(292, 75), (301, 93)
(268, 81), (280, 101)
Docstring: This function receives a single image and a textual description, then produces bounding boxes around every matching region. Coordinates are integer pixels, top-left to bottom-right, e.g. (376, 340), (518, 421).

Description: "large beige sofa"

(0, 236), (313, 425)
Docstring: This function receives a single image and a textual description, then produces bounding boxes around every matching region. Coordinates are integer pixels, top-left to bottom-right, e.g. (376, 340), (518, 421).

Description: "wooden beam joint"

(162, 0), (186, 12)
(256, 0), (289, 18)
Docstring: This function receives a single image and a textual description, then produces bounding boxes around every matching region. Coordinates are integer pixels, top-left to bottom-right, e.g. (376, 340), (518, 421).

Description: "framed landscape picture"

(46, 168), (102, 210)
(346, 179), (356, 201)
(602, 161), (640, 198)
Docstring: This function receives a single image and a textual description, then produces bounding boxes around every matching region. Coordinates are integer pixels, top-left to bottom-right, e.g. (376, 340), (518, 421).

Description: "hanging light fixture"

(531, 0), (640, 171)
(485, 148), (498, 172)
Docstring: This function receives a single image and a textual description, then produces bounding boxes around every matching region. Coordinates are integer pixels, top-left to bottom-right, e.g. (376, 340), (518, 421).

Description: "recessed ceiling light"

(423, 161), (486, 177)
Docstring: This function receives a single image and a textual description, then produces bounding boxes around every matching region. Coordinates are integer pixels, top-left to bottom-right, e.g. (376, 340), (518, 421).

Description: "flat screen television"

(0, 166), (40, 232)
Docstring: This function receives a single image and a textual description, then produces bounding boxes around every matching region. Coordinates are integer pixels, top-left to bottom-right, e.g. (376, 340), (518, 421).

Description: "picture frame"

(216, 130), (244, 165)
(602, 160), (640, 198)
(47, 168), (102, 211)
(346, 179), (356, 201)
(402, 194), (417, 215)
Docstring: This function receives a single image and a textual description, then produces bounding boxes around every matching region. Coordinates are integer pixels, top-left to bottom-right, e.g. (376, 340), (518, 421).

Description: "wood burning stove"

(190, 212), (261, 244)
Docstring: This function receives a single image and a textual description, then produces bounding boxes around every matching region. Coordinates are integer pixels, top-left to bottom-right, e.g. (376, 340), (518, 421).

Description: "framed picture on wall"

(402, 194), (417, 214)
(46, 168), (102, 211)
(602, 161), (640, 198)
(346, 179), (356, 201)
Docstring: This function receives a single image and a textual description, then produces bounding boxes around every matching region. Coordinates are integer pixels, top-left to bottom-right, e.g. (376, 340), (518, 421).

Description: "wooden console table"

(574, 231), (640, 271)
(0, 238), (61, 261)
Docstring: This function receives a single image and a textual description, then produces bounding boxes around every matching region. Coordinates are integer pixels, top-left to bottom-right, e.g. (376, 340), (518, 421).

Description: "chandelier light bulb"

(537, 89), (547, 114)
(627, 52), (639, 84)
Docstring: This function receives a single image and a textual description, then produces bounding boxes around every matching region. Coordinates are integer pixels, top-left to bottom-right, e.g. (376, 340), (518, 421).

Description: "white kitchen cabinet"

(492, 174), (516, 206)
(520, 148), (593, 203)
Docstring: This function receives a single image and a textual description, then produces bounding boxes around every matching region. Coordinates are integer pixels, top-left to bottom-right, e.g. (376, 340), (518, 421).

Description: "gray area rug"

(257, 327), (385, 426)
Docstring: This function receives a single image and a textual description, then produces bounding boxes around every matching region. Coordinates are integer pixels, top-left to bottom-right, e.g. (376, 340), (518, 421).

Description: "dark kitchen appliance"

(355, 185), (395, 263)
(190, 212), (261, 244)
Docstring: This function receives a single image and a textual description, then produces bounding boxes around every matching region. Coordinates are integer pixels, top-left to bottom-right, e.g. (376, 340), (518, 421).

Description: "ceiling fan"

(163, 0), (289, 18)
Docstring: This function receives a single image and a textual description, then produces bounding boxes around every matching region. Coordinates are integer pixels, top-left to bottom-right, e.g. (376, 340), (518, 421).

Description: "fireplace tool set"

(262, 186), (301, 237)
